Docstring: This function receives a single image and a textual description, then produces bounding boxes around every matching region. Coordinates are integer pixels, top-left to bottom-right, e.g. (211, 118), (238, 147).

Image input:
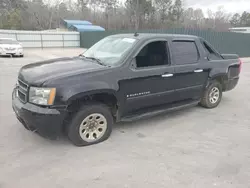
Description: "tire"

(200, 80), (222, 109)
(20, 55), (24, 57)
(67, 103), (113, 146)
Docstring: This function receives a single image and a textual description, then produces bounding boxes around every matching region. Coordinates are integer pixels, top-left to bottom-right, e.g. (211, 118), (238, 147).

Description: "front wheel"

(67, 103), (113, 146)
(200, 81), (222, 108)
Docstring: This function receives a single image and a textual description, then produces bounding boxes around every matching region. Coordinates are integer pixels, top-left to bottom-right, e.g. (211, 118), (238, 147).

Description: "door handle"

(194, 69), (203, 73)
(162, 73), (173, 78)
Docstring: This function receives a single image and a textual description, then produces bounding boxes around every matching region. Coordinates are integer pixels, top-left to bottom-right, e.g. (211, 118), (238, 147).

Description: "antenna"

(134, 0), (139, 37)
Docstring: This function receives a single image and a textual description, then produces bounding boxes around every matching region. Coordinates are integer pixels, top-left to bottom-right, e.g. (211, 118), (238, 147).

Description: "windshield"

(0, 39), (19, 45)
(83, 37), (137, 66)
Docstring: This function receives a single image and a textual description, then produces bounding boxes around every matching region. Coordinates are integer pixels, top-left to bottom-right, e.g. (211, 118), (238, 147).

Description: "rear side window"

(201, 40), (222, 60)
(172, 41), (199, 65)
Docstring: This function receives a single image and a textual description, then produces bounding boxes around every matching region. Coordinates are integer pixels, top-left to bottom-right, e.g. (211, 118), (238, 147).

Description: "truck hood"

(18, 57), (105, 85)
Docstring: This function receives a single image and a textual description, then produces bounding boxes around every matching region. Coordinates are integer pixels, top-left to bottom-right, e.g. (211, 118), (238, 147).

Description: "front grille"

(18, 80), (28, 90)
(18, 90), (26, 102)
(5, 48), (16, 51)
(17, 79), (29, 103)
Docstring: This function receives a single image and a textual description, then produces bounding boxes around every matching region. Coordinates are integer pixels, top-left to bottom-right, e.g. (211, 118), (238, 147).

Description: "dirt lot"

(0, 49), (250, 188)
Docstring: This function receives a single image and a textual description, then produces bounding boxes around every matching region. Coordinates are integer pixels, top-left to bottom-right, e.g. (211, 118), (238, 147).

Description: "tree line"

(1, 0), (250, 31)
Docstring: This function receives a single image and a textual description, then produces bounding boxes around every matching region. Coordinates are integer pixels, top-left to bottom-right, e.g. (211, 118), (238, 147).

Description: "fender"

(209, 67), (229, 79)
(208, 58), (240, 79)
(209, 73), (228, 80)
(60, 81), (119, 104)
(206, 72), (228, 89)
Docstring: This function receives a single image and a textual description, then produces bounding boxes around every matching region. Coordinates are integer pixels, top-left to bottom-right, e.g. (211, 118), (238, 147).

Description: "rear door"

(170, 39), (209, 101)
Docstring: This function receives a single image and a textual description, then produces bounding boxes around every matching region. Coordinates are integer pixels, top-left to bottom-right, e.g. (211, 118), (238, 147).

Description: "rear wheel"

(67, 103), (113, 146)
(200, 81), (222, 108)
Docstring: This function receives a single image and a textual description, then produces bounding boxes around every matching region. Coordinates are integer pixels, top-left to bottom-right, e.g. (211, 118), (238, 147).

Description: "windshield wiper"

(79, 54), (108, 66)
(84, 56), (107, 66)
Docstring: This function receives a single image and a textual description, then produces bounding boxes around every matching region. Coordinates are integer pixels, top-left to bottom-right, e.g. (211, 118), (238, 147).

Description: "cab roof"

(109, 33), (199, 40)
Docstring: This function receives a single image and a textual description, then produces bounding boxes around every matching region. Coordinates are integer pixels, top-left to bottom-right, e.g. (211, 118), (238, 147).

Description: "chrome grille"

(18, 80), (28, 91)
(17, 79), (28, 103)
(5, 47), (16, 51)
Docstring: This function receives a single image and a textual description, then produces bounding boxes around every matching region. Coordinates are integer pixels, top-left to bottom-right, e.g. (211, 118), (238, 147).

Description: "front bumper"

(12, 89), (67, 139)
(0, 50), (23, 56)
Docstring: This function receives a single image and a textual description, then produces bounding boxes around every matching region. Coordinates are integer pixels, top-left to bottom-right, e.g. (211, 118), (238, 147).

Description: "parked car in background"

(0, 38), (24, 57)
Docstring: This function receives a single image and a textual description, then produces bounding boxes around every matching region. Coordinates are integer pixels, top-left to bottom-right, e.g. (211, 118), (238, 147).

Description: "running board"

(121, 100), (199, 122)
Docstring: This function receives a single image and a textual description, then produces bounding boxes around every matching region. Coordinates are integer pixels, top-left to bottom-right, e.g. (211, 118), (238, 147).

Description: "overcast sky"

(55, 0), (250, 14)
(185, 0), (250, 13)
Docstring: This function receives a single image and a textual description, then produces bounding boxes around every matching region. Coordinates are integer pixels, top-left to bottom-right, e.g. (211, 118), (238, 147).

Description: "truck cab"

(12, 33), (241, 146)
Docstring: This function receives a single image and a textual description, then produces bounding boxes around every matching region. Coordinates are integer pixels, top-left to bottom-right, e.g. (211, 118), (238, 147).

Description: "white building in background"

(0, 29), (80, 48)
(229, 27), (250, 33)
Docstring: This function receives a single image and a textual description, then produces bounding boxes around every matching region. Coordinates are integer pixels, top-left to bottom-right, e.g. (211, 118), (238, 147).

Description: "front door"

(118, 40), (176, 116)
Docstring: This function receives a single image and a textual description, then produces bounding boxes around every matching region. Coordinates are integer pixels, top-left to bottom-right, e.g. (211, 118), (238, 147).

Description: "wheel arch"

(208, 73), (228, 91)
(66, 89), (119, 118)
(63, 89), (119, 134)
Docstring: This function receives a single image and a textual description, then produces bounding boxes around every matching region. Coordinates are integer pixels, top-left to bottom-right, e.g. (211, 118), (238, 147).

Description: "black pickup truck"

(12, 33), (242, 146)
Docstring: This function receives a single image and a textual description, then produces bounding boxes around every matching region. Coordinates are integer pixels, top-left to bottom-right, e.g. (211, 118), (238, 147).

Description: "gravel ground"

(0, 49), (250, 188)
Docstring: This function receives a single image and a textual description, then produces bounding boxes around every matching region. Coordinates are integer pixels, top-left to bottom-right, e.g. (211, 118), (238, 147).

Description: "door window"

(172, 41), (199, 65)
(135, 41), (169, 68)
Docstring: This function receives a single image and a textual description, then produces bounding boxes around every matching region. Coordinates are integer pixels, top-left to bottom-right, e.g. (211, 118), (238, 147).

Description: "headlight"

(29, 87), (56, 105)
